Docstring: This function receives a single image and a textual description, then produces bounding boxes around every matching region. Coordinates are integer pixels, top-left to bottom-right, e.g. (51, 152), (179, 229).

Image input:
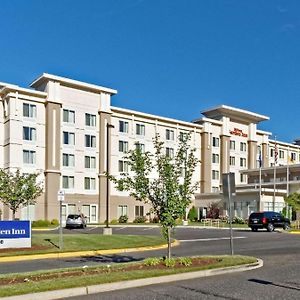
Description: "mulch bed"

(0, 258), (219, 286)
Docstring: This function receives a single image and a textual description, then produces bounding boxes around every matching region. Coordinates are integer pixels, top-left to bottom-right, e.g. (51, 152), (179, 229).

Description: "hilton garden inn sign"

(0, 221), (31, 249)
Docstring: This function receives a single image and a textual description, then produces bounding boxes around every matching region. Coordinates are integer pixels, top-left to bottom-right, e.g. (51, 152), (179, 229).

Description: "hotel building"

(0, 73), (300, 222)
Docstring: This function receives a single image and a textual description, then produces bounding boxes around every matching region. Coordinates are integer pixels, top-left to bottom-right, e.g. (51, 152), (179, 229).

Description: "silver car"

(66, 214), (87, 229)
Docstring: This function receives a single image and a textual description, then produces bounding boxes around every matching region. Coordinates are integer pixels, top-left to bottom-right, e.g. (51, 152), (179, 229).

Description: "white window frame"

(85, 156), (96, 169)
(85, 113), (96, 127)
(62, 176), (74, 189)
(85, 134), (96, 148)
(119, 140), (129, 153)
(23, 126), (36, 141)
(23, 103), (36, 118)
(63, 109), (75, 123)
(119, 120), (129, 133)
(84, 177), (96, 190)
(63, 131), (75, 145)
(62, 153), (75, 167)
(166, 129), (174, 141)
(136, 123), (145, 136)
(23, 150), (36, 165)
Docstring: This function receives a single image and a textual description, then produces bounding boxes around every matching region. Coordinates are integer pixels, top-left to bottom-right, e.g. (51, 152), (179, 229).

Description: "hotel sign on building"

(0, 221), (31, 249)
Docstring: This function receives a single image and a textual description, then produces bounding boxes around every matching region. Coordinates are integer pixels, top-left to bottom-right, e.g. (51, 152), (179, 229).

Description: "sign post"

(57, 190), (65, 250)
(222, 173), (236, 255)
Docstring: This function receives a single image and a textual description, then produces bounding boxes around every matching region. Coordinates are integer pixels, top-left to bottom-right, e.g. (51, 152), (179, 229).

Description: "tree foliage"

(109, 133), (199, 258)
(284, 193), (300, 220)
(0, 169), (43, 219)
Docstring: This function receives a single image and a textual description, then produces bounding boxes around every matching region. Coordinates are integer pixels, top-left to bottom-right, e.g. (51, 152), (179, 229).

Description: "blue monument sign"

(0, 221), (31, 249)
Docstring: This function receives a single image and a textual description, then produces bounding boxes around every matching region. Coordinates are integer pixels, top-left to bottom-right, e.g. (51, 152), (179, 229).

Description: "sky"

(1, 0), (300, 143)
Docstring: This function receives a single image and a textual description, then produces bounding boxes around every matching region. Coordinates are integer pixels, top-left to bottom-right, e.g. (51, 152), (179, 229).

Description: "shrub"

(144, 257), (161, 266)
(188, 206), (198, 222)
(178, 257), (192, 267)
(207, 203), (220, 219)
(50, 219), (59, 226)
(118, 215), (128, 223)
(133, 216), (147, 223)
(32, 220), (51, 227)
(164, 258), (176, 268)
(110, 219), (118, 225)
(232, 216), (245, 224)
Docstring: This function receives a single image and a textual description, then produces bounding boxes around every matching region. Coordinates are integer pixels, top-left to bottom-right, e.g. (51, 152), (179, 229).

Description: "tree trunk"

(167, 227), (171, 260)
(12, 210), (16, 220)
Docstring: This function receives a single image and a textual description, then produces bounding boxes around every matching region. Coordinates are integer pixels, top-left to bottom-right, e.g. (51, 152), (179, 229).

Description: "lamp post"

(104, 122), (114, 235)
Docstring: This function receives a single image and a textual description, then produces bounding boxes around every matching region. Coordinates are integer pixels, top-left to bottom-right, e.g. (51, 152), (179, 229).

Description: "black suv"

(248, 211), (290, 232)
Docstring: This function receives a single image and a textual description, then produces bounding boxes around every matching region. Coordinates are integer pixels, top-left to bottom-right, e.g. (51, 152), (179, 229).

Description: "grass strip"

(0, 234), (166, 257)
(0, 255), (256, 297)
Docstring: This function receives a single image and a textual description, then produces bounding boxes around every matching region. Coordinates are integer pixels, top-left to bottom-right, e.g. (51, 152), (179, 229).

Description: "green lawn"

(0, 255), (257, 297)
(0, 234), (166, 257)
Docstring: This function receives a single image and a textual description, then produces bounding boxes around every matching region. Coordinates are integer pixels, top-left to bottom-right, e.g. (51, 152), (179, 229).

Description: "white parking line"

(115, 227), (127, 231)
(143, 227), (157, 231)
(179, 237), (246, 242)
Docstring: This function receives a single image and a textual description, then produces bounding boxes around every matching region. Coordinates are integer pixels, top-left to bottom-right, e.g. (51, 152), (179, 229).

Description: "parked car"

(248, 211), (290, 232)
(66, 214), (87, 229)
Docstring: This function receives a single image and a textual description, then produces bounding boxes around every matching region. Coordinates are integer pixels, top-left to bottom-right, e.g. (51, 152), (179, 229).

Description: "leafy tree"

(0, 169), (43, 219)
(108, 134), (199, 259)
(284, 193), (300, 220)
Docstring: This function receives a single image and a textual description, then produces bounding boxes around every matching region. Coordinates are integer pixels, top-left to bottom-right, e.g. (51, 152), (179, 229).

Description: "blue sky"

(1, 0), (300, 143)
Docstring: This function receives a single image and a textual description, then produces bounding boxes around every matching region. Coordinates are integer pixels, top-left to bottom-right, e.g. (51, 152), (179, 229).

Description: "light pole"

(104, 122), (114, 235)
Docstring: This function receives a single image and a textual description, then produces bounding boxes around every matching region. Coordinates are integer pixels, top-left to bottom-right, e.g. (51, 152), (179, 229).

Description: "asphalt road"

(1, 227), (300, 299)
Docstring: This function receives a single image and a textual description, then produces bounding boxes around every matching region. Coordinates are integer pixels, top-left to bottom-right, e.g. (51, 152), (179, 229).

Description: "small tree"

(109, 134), (199, 259)
(284, 193), (300, 220)
(188, 206), (198, 222)
(207, 202), (220, 219)
(0, 169), (43, 219)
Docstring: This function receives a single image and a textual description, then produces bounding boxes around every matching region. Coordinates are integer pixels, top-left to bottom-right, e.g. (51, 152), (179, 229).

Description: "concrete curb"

(0, 240), (180, 263)
(0, 258), (263, 300)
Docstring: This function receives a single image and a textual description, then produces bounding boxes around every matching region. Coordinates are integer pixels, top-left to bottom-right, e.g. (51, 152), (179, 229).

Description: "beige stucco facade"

(1, 74), (300, 222)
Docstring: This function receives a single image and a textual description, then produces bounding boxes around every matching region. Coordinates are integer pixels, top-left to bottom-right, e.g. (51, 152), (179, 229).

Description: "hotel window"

(62, 153), (75, 167)
(212, 170), (219, 180)
(119, 141), (129, 153)
(136, 142), (145, 153)
(179, 132), (188, 142)
(240, 142), (247, 152)
(229, 156), (235, 166)
(63, 109), (75, 123)
(63, 132), (75, 145)
(240, 158), (247, 167)
(212, 137), (219, 147)
(240, 174), (247, 183)
(279, 150), (284, 159)
(166, 147), (174, 158)
(119, 120), (129, 133)
(136, 123), (145, 136)
(85, 135), (96, 148)
(212, 154), (219, 164)
(62, 176), (74, 189)
(23, 103), (36, 118)
(85, 156), (96, 169)
(291, 152), (296, 161)
(23, 150), (36, 164)
(230, 140), (235, 150)
(85, 113), (96, 127)
(270, 148), (274, 157)
(166, 129), (174, 141)
(118, 205), (128, 217)
(84, 177), (96, 190)
(212, 186), (219, 193)
(23, 127), (36, 141)
(135, 205), (144, 217)
(118, 160), (129, 172)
